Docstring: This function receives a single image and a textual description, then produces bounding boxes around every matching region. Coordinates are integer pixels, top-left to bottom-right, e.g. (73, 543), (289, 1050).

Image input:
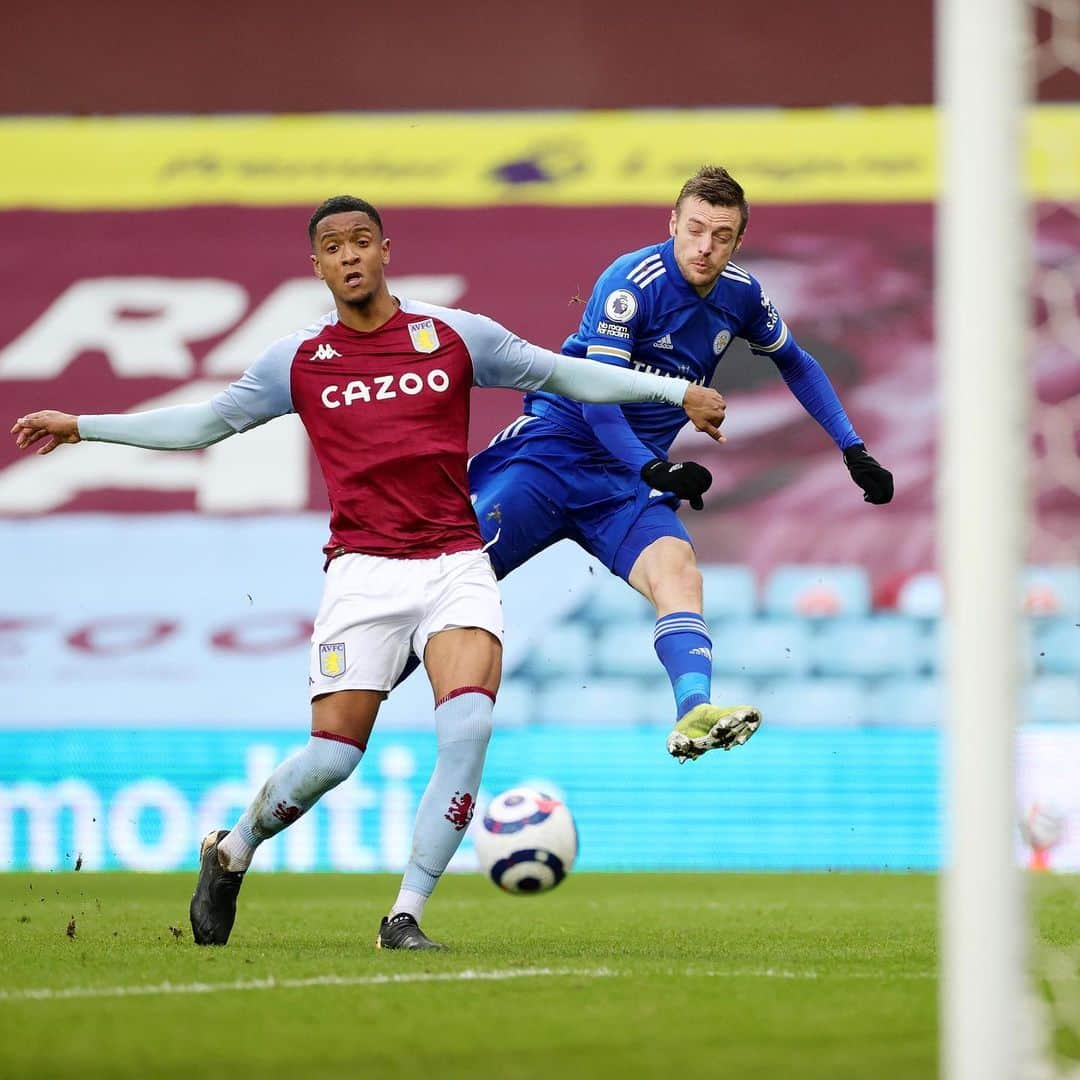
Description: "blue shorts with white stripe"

(468, 415), (691, 582)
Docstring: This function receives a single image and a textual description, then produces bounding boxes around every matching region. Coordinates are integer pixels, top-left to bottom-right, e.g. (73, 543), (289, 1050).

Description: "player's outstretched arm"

(12, 402), (237, 455)
(449, 308), (726, 434)
(541, 354), (727, 437)
(765, 336), (893, 505)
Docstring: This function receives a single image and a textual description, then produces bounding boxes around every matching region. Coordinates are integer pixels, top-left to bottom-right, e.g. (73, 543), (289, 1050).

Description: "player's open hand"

(681, 386), (726, 442)
(10, 411), (81, 455)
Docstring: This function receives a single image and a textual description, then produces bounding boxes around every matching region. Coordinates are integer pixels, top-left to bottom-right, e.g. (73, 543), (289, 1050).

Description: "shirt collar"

(659, 238), (722, 303)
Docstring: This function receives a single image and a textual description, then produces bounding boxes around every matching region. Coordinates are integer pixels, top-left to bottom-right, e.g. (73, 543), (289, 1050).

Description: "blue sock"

(653, 612), (713, 719)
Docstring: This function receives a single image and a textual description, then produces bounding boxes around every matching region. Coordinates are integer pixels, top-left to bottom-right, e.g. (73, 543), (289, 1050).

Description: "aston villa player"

(11, 195), (728, 951)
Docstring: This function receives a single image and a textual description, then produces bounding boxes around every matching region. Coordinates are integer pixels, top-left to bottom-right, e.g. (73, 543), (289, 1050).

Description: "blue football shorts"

(468, 415), (693, 582)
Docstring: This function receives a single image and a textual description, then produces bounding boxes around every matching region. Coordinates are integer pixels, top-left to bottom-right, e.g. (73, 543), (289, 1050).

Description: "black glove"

(641, 458), (712, 511)
(843, 444), (893, 505)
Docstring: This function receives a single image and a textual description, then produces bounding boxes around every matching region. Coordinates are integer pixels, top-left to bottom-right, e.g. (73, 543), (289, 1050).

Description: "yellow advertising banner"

(1, 106), (1076, 209)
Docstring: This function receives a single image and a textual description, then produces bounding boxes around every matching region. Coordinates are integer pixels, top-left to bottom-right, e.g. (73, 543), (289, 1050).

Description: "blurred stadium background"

(0, 1), (1076, 887)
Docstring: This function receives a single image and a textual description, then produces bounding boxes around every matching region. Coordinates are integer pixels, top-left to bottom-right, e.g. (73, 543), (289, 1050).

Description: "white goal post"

(937, 0), (1030, 1078)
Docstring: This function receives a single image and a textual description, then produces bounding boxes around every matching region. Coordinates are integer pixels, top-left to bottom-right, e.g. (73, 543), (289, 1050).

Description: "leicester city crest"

(408, 319), (440, 354)
(713, 330), (732, 355)
(319, 642), (346, 678)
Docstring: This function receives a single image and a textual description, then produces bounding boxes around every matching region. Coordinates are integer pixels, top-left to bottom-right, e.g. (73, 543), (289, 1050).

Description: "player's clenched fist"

(10, 410), (81, 455)
(681, 385), (727, 443)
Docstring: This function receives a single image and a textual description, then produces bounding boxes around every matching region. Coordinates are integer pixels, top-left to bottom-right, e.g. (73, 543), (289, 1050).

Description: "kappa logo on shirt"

(408, 319), (440, 354)
(313, 343), (342, 360)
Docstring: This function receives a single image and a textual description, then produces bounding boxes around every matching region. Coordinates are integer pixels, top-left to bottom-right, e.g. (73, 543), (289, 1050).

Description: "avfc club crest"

(319, 642), (346, 678)
(713, 330), (732, 355)
(408, 319), (440, 354)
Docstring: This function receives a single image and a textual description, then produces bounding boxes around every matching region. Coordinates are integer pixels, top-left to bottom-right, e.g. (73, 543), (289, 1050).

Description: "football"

(473, 786), (578, 894)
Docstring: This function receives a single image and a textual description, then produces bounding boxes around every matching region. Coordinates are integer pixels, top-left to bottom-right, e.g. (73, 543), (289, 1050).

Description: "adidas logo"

(653, 334), (674, 350)
(313, 343), (342, 360)
(689, 647), (712, 660)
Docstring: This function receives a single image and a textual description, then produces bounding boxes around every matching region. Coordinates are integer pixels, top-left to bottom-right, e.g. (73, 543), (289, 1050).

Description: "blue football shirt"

(524, 238), (798, 458)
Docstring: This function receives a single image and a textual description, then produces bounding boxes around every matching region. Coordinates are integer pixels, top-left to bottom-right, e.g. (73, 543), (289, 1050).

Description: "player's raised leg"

(626, 532), (760, 762)
(190, 690), (376, 945)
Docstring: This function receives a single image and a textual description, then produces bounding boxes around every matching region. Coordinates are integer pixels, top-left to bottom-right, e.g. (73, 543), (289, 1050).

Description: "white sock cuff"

(391, 887), (430, 921)
(305, 731), (365, 785)
(434, 687), (495, 748)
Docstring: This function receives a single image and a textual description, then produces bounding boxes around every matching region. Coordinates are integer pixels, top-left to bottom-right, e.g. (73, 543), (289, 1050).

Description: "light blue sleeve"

(78, 321), (325, 450)
(401, 299), (557, 390)
(79, 402), (235, 450)
(400, 299), (690, 405)
(210, 332), (301, 432)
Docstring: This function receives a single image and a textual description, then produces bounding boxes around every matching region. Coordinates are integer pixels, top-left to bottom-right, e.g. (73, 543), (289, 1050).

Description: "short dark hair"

(308, 195), (384, 245)
(675, 166), (749, 236)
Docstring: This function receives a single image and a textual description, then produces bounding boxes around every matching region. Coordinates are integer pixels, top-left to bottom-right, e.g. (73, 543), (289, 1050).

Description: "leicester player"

(11, 195), (727, 950)
(469, 166), (894, 762)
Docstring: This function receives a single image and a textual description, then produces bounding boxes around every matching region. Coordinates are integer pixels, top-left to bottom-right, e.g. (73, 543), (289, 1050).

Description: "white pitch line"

(693, 969), (937, 981)
(5, 966), (1066, 1003)
(0, 966), (949, 1003)
(0, 967), (617, 1003)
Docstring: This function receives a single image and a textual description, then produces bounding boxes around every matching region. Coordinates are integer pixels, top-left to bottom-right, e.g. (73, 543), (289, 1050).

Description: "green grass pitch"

(0, 871), (1076, 1078)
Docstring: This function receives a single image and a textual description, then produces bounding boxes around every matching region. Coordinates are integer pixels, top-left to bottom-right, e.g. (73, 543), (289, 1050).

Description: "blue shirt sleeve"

(576, 271), (648, 363)
(739, 276), (860, 450)
(582, 401), (658, 472)
(768, 332), (861, 450)
(741, 280), (790, 355)
(578, 269), (658, 472)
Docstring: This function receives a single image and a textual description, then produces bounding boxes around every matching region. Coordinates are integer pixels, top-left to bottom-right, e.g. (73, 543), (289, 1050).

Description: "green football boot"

(666, 704), (762, 763)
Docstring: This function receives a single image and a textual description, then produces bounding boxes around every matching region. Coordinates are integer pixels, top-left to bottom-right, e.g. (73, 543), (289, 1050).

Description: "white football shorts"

(308, 548), (504, 698)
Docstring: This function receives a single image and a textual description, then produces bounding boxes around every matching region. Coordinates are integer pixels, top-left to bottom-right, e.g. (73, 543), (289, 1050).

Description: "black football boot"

(375, 912), (445, 950)
(189, 829), (245, 945)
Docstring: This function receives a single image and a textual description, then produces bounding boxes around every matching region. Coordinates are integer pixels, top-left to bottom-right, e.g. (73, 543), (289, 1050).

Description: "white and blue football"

(473, 786), (578, 894)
